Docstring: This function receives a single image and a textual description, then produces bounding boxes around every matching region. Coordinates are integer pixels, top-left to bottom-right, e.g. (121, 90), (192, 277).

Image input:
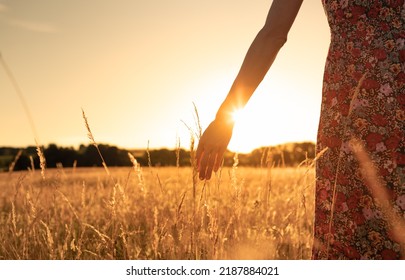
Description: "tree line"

(0, 142), (316, 172)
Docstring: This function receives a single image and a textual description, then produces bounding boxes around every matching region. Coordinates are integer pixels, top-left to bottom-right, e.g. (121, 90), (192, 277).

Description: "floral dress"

(313, 0), (405, 259)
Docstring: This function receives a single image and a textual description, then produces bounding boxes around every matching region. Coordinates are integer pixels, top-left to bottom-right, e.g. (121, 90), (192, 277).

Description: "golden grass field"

(0, 160), (315, 260)
(0, 109), (316, 260)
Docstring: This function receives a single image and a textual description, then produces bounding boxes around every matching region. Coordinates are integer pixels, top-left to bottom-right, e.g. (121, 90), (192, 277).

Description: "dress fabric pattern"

(314, 0), (405, 259)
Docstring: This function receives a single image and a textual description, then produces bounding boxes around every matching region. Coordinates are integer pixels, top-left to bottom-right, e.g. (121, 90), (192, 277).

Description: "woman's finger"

(213, 147), (226, 172)
(204, 151), (217, 180)
(196, 144), (204, 170)
(199, 150), (211, 180)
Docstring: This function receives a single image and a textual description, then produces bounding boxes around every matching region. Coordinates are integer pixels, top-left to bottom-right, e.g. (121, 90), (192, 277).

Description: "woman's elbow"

(258, 27), (288, 49)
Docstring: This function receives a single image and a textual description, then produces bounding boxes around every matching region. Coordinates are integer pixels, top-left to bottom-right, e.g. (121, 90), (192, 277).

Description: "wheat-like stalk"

(81, 109), (113, 179)
(8, 150), (22, 173)
(349, 138), (405, 257)
(128, 152), (145, 190)
(40, 220), (54, 259)
(29, 155), (35, 173)
(35, 139), (46, 180)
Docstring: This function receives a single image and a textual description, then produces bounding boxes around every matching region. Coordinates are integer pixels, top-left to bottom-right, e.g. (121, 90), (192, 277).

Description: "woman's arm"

(196, 0), (303, 180)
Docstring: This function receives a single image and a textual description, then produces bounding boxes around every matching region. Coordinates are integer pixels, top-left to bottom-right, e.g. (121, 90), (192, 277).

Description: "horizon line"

(0, 140), (316, 154)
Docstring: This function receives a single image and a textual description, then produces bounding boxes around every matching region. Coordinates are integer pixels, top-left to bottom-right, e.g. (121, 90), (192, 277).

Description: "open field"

(0, 163), (315, 260)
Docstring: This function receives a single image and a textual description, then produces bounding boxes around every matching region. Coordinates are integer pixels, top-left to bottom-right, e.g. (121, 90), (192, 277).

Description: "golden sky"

(0, 0), (330, 153)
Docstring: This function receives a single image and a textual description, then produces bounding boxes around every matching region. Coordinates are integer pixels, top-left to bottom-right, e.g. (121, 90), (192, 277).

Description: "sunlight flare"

(231, 108), (245, 123)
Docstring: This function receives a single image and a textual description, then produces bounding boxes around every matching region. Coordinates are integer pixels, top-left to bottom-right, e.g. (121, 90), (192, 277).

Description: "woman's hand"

(196, 119), (234, 180)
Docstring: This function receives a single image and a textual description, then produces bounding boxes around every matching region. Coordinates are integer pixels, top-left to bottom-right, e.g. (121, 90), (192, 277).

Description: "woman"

(196, 0), (404, 259)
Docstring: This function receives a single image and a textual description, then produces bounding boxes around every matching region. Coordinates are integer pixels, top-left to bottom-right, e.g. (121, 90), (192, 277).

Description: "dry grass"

(0, 108), (315, 260)
(0, 163), (315, 260)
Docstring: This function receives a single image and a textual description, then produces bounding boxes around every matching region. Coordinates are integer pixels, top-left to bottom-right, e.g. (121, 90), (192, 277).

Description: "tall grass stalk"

(35, 140), (46, 180)
(8, 150), (22, 174)
(81, 109), (112, 179)
(350, 138), (405, 258)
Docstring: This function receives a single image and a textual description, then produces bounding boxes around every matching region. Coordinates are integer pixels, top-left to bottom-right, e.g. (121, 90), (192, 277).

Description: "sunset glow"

(0, 0), (330, 152)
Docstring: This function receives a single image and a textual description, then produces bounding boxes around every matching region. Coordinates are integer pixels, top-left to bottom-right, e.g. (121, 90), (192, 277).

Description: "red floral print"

(366, 133), (384, 150)
(372, 114), (388, 126)
(314, 0), (404, 260)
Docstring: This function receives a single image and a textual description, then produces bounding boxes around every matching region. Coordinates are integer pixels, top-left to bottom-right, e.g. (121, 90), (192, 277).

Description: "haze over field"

(0, 0), (330, 153)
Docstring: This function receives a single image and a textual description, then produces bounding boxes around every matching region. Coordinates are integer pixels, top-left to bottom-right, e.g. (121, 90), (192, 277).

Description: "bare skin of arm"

(196, 0), (303, 180)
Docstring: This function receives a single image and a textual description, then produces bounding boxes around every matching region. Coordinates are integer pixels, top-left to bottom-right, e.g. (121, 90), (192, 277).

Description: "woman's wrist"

(215, 109), (236, 127)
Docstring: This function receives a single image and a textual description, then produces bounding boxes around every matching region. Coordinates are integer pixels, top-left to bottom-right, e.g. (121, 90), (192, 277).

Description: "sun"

(214, 83), (319, 154)
(231, 108), (245, 123)
(228, 108), (260, 153)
